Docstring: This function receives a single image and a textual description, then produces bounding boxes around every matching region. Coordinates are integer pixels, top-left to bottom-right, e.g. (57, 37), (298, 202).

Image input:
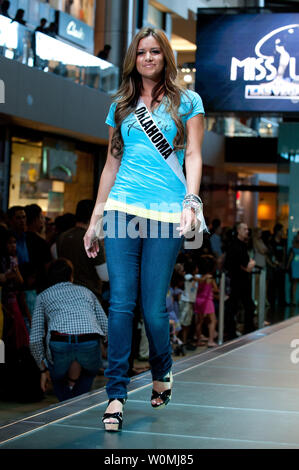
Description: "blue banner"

(195, 13), (299, 113)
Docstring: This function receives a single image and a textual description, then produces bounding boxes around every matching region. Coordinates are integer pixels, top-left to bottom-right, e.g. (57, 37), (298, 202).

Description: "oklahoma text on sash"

(134, 106), (173, 160)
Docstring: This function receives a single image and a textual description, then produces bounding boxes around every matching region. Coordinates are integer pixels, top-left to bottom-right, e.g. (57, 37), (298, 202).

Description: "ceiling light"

(184, 74), (193, 84)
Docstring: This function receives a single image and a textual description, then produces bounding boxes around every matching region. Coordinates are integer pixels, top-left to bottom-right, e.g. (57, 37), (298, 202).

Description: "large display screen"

(195, 13), (299, 113)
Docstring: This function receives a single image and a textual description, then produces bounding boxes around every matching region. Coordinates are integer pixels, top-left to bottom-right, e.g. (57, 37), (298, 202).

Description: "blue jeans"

(103, 210), (183, 399)
(48, 337), (102, 402)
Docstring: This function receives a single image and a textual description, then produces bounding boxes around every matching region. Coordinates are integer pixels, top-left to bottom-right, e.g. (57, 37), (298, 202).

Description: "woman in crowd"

(0, 229), (29, 351)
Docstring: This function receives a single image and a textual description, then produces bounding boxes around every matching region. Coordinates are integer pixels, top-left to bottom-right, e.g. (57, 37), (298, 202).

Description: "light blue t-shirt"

(104, 89), (204, 222)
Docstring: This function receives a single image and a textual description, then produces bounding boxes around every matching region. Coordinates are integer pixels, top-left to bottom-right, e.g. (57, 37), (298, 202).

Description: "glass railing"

(0, 15), (119, 94)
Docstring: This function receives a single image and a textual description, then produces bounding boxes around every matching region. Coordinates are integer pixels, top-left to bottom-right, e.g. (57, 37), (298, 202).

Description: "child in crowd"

(29, 258), (107, 402)
(166, 288), (185, 356)
(179, 262), (200, 346)
(170, 263), (184, 319)
(195, 256), (218, 348)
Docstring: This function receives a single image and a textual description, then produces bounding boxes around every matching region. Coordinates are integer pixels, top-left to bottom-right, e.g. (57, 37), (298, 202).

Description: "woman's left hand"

(177, 208), (198, 237)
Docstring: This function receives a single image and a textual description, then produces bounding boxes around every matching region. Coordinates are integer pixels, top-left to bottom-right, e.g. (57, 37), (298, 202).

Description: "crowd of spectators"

(0, 201), (108, 403)
(0, 203), (297, 404)
(140, 219), (298, 357)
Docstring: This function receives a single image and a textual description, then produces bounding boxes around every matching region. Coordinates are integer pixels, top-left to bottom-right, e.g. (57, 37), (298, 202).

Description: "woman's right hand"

(84, 226), (100, 258)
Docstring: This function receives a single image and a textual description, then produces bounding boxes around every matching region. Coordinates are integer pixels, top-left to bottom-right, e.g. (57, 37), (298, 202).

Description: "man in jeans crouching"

(29, 258), (108, 402)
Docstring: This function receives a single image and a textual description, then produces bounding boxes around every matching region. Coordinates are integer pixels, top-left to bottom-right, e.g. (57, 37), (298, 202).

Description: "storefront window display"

(8, 134), (95, 219)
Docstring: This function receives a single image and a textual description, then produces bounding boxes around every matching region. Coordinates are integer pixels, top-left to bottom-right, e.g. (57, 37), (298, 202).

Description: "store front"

(7, 127), (105, 219)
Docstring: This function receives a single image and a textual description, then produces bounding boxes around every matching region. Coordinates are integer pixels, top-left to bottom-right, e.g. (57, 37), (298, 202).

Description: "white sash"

(135, 100), (187, 188)
(134, 100), (207, 236)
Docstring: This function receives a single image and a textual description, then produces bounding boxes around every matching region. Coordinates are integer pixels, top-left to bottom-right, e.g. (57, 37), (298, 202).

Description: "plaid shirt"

(29, 282), (108, 370)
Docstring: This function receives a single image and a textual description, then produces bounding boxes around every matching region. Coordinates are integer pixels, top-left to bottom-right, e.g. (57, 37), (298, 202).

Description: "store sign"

(196, 13), (299, 112)
(57, 11), (93, 51)
(66, 20), (85, 41)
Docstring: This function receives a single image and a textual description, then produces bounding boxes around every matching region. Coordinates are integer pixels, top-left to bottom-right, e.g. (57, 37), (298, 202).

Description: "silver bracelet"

(183, 193), (202, 211)
(184, 193), (202, 204)
(183, 199), (202, 214)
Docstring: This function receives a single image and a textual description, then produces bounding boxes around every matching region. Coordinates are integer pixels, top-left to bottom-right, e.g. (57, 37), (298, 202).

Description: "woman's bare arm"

(84, 126), (121, 257)
(178, 113), (204, 236)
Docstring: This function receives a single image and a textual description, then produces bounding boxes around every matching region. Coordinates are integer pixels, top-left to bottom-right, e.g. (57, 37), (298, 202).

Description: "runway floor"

(1, 316), (299, 449)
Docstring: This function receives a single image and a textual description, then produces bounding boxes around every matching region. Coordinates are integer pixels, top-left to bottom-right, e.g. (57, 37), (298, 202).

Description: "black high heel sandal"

(151, 371), (173, 409)
(102, 398), (126, 432)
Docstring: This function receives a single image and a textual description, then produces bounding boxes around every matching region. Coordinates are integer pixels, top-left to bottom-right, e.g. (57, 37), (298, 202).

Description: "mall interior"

(0, 0), (299, 450)
(0, 0), (298, 234)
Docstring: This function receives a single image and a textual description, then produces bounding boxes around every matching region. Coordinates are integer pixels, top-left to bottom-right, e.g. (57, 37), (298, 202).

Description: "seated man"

(29, 258), (108, 402)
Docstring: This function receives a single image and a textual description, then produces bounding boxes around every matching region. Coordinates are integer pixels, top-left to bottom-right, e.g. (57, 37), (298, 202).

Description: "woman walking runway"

(84, 26), (205, 431)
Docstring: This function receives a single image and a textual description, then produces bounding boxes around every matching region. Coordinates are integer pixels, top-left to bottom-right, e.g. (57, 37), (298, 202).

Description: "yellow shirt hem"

(104, 199), (181, 223)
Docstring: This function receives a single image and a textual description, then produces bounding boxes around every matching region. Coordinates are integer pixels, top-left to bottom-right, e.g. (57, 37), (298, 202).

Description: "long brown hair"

(111, 26), (191, 160)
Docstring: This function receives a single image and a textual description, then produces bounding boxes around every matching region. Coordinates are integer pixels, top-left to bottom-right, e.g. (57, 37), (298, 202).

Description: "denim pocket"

(49, 341), (73, 379)
(74, 340), (102, 372)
